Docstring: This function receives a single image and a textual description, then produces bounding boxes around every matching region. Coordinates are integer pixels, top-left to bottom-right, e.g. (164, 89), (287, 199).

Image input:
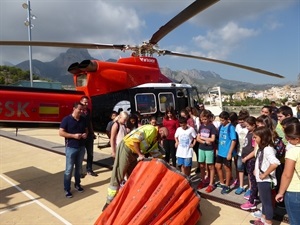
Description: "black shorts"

(216, 155), (232, 167)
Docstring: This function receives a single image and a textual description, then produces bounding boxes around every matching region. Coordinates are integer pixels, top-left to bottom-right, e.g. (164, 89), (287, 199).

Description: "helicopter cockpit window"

(76, 73), (87, 87)
(190, 87), (200, 108)
(135, 93), (156, 114)
(177, 89), (189, 111)
(177, 88), (188, 98)
(159, 92), (175, 112)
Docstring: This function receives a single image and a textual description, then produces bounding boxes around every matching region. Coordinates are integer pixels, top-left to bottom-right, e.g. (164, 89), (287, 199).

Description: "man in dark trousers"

(80, 96), (98, 177)
(59, 102), (88, 198)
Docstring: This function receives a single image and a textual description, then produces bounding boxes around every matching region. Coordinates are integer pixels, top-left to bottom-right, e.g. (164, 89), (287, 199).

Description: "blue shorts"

(237, 155), (245, 172)
(177, 157), (192, 167)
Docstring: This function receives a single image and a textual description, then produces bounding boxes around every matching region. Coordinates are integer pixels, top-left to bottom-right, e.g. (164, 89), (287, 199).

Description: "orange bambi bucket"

(95, 158), (201, 225)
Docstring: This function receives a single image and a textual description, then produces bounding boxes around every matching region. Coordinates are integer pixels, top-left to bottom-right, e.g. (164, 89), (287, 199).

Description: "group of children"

(105, 104), (299, 225)
(165, 105), (299, 225)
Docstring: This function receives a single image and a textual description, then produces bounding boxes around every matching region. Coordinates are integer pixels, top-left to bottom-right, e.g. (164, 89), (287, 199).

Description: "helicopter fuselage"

(0, 56), (198, 132)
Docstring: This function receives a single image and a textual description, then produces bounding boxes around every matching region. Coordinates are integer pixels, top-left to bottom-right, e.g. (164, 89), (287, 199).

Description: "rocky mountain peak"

(50, 49), (95, 68)
(12, 48), (283, 91)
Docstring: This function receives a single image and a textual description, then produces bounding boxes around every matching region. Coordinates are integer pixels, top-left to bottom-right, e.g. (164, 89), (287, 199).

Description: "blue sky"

(0, 0), (299, 85)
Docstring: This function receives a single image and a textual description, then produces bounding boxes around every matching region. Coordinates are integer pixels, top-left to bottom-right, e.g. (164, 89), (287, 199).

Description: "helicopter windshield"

(190, 87), (200, 107)
(76, 73), (87, 87)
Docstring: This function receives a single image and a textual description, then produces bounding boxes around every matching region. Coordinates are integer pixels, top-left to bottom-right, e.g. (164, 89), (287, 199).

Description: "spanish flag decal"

(39, 103), (59, 117)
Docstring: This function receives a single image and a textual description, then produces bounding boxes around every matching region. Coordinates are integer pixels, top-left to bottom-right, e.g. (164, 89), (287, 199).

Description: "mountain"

(16, 49), (96, 85)
(13, 48), (280, 92)
(160, 67), (276, 93)
(2, 61), (14, 67)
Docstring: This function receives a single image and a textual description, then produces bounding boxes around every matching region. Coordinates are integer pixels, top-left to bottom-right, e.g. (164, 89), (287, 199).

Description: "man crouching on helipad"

(103, 124), (168, 211)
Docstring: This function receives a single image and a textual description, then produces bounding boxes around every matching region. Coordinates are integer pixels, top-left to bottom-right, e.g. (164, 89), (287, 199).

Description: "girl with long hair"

(251, 126), (280, 225)
(162, 106), (179, 167)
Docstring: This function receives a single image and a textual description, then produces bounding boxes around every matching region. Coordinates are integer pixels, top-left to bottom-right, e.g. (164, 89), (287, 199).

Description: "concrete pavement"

(0, 128), (288, 225)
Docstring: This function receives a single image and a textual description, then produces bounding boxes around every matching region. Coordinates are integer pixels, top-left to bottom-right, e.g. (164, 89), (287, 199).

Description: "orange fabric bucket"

(95, 158), (201, 225)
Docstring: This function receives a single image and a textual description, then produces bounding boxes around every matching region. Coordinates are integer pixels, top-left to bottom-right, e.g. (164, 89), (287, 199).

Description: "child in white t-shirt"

(175, 117), (197, 176)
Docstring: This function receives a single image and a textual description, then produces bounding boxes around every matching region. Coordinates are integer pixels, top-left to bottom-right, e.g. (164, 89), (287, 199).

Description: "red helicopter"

(0, 0), (284, 132)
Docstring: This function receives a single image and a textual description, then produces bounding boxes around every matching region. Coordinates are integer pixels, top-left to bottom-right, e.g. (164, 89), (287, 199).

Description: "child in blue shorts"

(175, 117), (197, 177)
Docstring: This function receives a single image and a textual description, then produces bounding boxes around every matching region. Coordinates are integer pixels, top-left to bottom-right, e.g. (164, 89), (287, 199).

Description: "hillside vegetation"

(0, 65), (40, 85)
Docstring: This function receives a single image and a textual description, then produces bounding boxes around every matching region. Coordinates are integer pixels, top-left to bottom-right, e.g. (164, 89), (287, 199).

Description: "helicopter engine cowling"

(78, 60), (98, 72)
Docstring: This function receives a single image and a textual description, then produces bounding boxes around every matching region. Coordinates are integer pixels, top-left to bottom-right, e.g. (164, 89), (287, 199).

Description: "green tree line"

(0, 65), (40, 85)
(222, 96), (271, 106)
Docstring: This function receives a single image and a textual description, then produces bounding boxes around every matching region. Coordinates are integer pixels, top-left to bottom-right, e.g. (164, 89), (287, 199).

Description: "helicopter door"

(176, 88), (189, 112)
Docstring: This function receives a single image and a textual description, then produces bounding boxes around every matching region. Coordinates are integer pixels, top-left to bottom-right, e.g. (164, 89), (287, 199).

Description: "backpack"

(273, 136), (286, 160)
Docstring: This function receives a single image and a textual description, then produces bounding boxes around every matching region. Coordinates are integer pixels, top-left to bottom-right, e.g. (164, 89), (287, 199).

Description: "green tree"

(0, 65), (41, 85)
(262, 98), (270, 105)
(0, 76), (5, 84)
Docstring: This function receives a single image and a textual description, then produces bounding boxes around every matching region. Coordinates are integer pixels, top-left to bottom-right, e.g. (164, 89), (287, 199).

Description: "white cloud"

(0, 0), (145, 64)
(0, 0), (298, 85)
(192, 22), (259, 59)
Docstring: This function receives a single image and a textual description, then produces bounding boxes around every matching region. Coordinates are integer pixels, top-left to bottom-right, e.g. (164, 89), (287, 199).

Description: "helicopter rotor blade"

(149, 0), (219, 45)
(162, 50), (284, 78)
(0, 41), (126, 50)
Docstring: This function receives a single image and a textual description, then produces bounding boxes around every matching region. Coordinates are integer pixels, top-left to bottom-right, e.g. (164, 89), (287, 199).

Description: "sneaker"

(231, 178), (239, 187)
(249, 219), (264, 225)
(215, 182), (225, 189)
(205, 185), (215, 193)
(235, 187), (246, 195)
(240, 201), (256, 210)
(65, 191), (73, 198)
(254, 220), (264, 225)
(75, 185), (84, 193)
(203, 176), (210, 184)
(251, 210), (262, 218)
(254, 198), (260, 203)
(197, 182), (205, 191)
(87, 171), (98, 177)
(221, 186), (230, 194)
(244, 189), (251, 200)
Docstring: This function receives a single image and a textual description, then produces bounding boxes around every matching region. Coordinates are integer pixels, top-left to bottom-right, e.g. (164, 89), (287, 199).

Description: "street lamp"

(22, 0), (36, 87)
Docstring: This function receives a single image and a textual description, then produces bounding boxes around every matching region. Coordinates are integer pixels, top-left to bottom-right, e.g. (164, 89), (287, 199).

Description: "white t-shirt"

(175, 126), (197, 158)
(254, 146), (280, 185)
(213, 120), (221, 130)
(236, 124), (248, 156)
(192, 116), (200, 133)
